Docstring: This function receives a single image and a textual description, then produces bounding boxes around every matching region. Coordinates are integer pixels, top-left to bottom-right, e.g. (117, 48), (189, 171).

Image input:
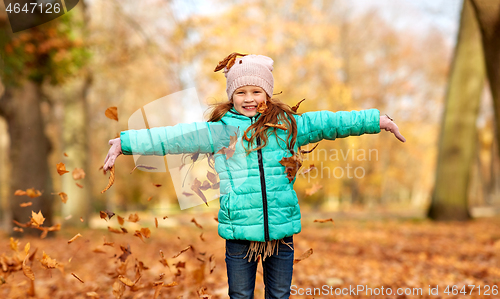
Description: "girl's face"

(231, 86), (267, 117)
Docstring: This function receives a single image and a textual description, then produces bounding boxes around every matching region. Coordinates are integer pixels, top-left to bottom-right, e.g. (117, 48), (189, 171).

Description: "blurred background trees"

(1, 0), (499, 233)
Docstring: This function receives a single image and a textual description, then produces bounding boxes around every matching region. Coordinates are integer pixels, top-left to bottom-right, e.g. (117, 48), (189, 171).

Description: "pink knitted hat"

(222, 54), (274, 100)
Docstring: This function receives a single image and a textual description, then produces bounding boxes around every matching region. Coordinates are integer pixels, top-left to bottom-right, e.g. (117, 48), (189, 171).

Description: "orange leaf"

(214, 52), (248, 72)
(105, 106), (119, 121)
(31, 211), (45, 227)
(20, 202), (32, 207)
(313, 218), (334, 224)
(155, 218), (158, 228)
(291, 99), (306, 112)
(71, 273), (84, 283)
(257, 101), (268, 114)
(305, 183), (323, 196)
(75, 183), (83, 188)
(72, 168), (86, 180)
(127, 213), (140, 223)
(191, 218), (203, 229)
(293, 248), (313, 264)
(117, 215), (124, 225)
(172, 245), (192, 258)
(56, 162), (69, 175)
(14, 189), (27, 196)
(40, 251), (58, 269)
(140, 228), (151, 238)
(265, 123), (287, 130)
(26, 188), (42, 198)
(68, 233), (82, 244)
(52, 192), (68, 203)
(279, 153), (303, 183)
(101, 165), (115, 193)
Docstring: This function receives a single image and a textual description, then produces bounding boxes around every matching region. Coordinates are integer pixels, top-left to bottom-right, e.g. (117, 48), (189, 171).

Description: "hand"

(380, 114), (406, 142)
(103, 137), (123, 173)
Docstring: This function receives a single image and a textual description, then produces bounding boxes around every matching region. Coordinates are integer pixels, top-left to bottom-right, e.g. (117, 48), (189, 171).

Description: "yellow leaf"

(40, 251), (58, 269)
(24, 242), (30, 255)
(72, 168), (86, 180)
(105, 107), (119, 121)
(10, 237), (19, 252)
(26, 188), (42, 198)
(56, 162), (69, 175)
(68, 233), (82, 244)
(14, 189), (27, 196)
(30, 210), (45, 227)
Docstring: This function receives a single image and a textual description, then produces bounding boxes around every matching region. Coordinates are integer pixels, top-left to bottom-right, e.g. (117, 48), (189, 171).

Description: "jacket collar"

(225, 107), (262, 122)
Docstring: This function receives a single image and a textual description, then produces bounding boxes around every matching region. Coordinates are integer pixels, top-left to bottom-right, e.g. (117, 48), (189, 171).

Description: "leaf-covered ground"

(1, 213), (500, 298)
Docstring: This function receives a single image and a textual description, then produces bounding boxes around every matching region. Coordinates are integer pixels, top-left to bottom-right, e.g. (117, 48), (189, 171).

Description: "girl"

(103, 53), (405, 299)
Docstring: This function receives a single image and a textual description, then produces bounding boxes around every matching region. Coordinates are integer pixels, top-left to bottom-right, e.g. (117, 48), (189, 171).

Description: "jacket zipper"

(251, 116), (270, 242)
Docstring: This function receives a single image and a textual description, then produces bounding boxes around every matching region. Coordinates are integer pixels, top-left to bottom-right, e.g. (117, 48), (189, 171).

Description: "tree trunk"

(470, 0), (500, 161)
(0, 81), (54, 236)
(428, 0), (485, 221)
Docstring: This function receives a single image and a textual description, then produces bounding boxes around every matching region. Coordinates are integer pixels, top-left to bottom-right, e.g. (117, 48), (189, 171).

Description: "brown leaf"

(40, 251), (58, 269)
(209, 254), (216, 274)
(293, 248), (313, 264)
(191, 218), (203, 229)
(314, 218), (334, 224)
(72, 168), (86, 180)
(199, 233), (205, 242)
(172, 245), (192, 258)
(147, 196), (153, 201)
(305, 183), (323, 196)
(200, 180), (211, 191)
(140, 228), (151, 238)
(279, 153), (303, 183)
(22, 255), (35, 281)
(127, 213), (140, 223)
(75, 183), (83, 188)
(155, 218), (158, 228)
(31, 211), (45, 227)
(152, 183), (162, 187)
(107, 226), (124, 234)
(20, 202), (32, 207)
(207, 171), (217, 184)
(68, 233), (82, 244)
(256, 101), (268, 114)
(26, 188), (42, 198)
(118, 245), (131, 262)
(101, 165), (115, 193)
(71, 272), (84, 283)
(129, 164), (158, 174)
(163, 216), (168, 219)
(105, 106), (119, 121)
(191, 178), (208, 206)
(100, 211), (108, 221)
(13, 227), (24, 233)
(174, 261), (185, 269)
(63, 152), (68, 157)
(159, 250), (169, 268)
(14, 189), (27, 196)
(56, 162), (69, 175)
(214, 52), (248, 72)
(112, 279), (125, 299)
(117, 215), (124, 225)
(291, 98), (306, 112)
(214, 217), (218, 223)
(299, 143), (319, 154)
(265, 123), (287, 130)
(52, 192), (68, 203)
(300, 164), (316, 175)
(118, 275), (136, 287)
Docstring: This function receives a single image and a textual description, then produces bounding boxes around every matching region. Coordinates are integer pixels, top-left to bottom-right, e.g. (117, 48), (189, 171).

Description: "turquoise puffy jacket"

(120, 107), (381, 242)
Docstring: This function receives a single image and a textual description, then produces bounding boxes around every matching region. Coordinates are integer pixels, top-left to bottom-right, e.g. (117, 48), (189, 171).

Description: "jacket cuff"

(120, 131), (132, 155)
(364, 109), (381, 134)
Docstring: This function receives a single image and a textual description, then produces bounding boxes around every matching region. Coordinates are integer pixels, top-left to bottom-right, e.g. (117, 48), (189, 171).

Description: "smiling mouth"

(243, 106), (256, 110)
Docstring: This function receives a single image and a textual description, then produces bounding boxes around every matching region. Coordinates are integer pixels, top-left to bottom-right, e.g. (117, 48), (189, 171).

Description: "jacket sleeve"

(295, 109), (381, 147)
(120, 122), (221, 155)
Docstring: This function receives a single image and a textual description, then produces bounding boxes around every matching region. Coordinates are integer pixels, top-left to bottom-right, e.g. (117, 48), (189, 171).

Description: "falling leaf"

(31, 211), (45, 227)
(105, 106), (118, 121)
(165, 281), (178, 287)
(225, 132), (238, 159)
(51, 192), (68, 203)
(159, 250), (169, 268)
(86, 292), (99, 298)
(214, 217), (218, 223)
(199, 233), (205, 242)
(24, 242), (30, 255)
(207, 171), (217, 185)
(72, 168), (86, 180)
(127, 213), (140, 223)
(117, 215), (124, 225)
(256, 100), (268, 113)
(20, 202), (32, 207)
(155, 218), (158, 228)
(14, 190), (27, 196)
(191, 178), (208, 206)
(200, 180), (211, 191)
(68, 233), (82, 244)
(300, 143), (319, 154)
(314, 218), (334, 224)
(163, 216), (168, 219)
(76, 183), (83, 188)
(112, 279), (125, 299)
(26, 188), (42, 198)
(100, 211), (108, 221)
(300, 164), (316, 175)
(214, 52), (247, 72)
(118, 275), (135, 287)
(103, 237), (114, 247)
(265, 123), (287, 130)
(291, 98), (306, 112)
(106, 210), (115, 219)
(118, 244), (131, 262)
(172, 246), (192, 258)
(305, 183), (323, 196)
(197, 286), (212, 299)
(130, 164), (158, 174)
(80, 217), (84, 222)
(209, 255), (216, 274)
(279, 153), (303, 183)
(22, 256), (35, 281)
(71, 273), (84, 283)
(107, 226), (124, 234)
(152, 183), (162, 187)
(40, 251), (58, 269)
(13, 227), (24, 233)
(120, 227), (128, 233)
(140, 228), (151, 238)
(65, 215), (72, 220)
(56, 162), (69, 175)
(147, 196), (153, 201)
(191, 218), (203, 229)
(134, 231), (144, 242)
(10, 237), (19, 252)
(63, 152), (68, 157)
(101, 165), (115, 193)
(293, 248), (313, 264)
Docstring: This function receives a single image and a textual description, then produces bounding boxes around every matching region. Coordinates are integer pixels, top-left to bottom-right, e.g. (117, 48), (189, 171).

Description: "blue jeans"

(225, 236), (294, 299)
